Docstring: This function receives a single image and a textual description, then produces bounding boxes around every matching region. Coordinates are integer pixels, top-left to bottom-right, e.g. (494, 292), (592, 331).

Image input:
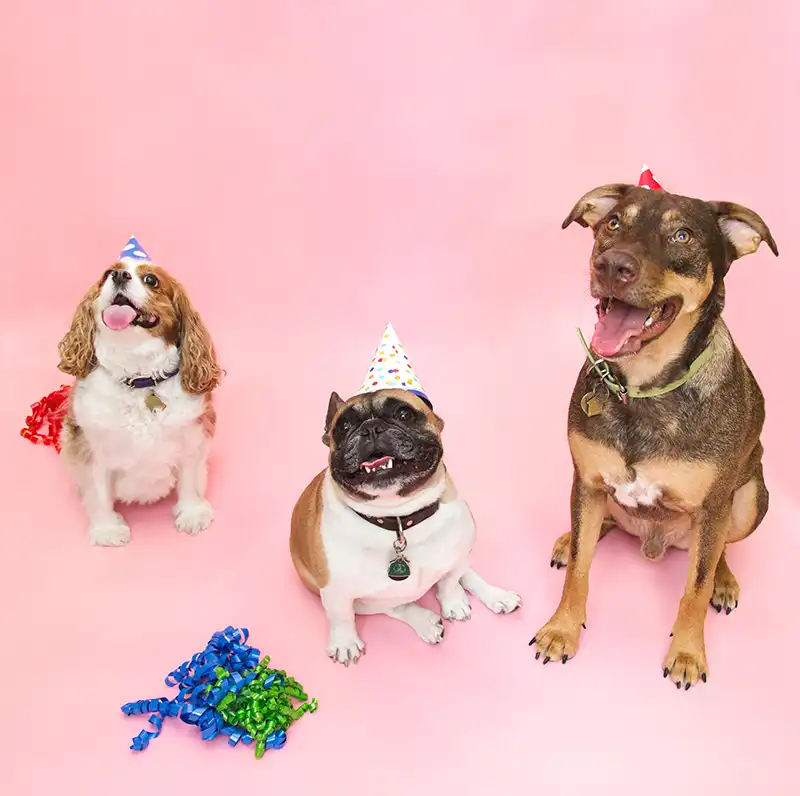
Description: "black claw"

(735, 601), (739, 608)
(715, 604), (722, 613)
(550, 561), (554, 568)
(676, 681), (681, 689)
(535, 652), (541, 660)
(701, 673), (707, 683)
(562, 654), (568, 664)
(528, 638), (536, 646)
(725, 606), (732, 615)
(543, 656), (550, 665)
(669, 632), (673, 637)
(581, 623), (586, 630)
(663, 668), (669, 678)
(685, 682), (691, 691)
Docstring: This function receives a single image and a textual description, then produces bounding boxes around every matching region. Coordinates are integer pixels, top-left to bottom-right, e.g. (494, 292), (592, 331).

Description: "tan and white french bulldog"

(290, 388), (522, 665)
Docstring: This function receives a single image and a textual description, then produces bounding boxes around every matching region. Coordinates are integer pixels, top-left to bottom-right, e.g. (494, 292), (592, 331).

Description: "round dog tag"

(388, 557), (411, 581)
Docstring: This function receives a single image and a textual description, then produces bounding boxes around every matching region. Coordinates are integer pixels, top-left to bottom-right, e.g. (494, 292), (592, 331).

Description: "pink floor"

(2, 3), (798, 794)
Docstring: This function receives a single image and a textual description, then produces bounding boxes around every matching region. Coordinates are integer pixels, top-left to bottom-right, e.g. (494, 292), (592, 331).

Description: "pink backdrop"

(2, 2), (797, 794)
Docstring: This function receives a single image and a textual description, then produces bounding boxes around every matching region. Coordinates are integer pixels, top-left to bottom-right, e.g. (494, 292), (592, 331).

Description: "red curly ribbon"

(20, 385), (71, 453)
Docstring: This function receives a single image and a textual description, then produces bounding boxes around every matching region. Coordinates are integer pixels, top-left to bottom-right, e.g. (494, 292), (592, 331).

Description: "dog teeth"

(644, 316), (654, 328)
(385, 460), (393, 470)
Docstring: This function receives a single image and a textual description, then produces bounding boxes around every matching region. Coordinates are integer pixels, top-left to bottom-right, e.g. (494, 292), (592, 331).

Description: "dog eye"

(339, 419), (352, 433)
(143, 273), (159, 288)
(395, 407), (413, 422)
(606, 216), (620, 231)
(673, 229), (692, 244)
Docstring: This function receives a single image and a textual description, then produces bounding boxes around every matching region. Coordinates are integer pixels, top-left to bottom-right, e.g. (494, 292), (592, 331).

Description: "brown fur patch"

(58, 283), (103, 378)
(568, 431), (628, 488)
(289, 470), (329, 593)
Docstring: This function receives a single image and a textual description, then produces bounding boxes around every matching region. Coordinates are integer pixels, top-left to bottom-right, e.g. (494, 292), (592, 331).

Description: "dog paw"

(89, 514), (131, 547)
(529, 615), (581, 664)
(481, 587), (522, 615)
(711, 575), (740, 615)
(550, 532), (571, 570)
(174, 499), (214, 535)
(438, 586), (472, 621)
(406, 607), (446, 644)
(663, 638), (708, 690)
(326, 626), (365, 666)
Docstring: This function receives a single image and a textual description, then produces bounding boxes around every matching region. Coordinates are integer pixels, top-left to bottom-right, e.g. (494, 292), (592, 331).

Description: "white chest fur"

(606, 471), (663, 508)
(320, 474), (476, 609)
(73, 368), (206, 469)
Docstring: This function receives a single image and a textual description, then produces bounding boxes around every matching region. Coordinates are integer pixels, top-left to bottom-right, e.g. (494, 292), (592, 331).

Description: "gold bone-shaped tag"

(580, 390), (606, 417)
(145, 392), (166, 411)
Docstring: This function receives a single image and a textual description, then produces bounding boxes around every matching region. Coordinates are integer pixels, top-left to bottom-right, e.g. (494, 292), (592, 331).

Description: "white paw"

(405, 607), (446, 644)
(89, 514), (131, 547)
(438, 586), (472, 622)
(326, 625), (365, 666)
(483, 587), (523, 615)
(174, 499), (214, 535)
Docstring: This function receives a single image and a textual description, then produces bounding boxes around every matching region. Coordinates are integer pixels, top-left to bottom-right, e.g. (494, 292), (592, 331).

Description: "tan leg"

(710, 551), (740, 615)
(531, 475), (606, 663)
(662, 506), (730, 690)
(550, 517), (615, 570)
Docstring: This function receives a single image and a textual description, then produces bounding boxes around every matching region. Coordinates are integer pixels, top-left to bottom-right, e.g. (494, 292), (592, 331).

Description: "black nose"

(593, 250), (640, 288)
(112, 270), (132, 286)
(359, 419), (387, 443)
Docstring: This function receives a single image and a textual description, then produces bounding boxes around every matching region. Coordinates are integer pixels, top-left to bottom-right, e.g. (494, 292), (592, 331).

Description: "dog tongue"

(592, 302), (650, 357)
(102, 305), (137, 331)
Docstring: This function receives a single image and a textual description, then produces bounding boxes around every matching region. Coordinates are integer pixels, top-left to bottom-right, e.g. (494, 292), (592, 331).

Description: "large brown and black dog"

(530, 182), (777, 689)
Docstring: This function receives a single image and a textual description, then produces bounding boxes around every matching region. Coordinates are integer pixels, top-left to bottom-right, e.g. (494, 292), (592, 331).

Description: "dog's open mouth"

(359, 456), (395, 475)
(592, 296), (681, 358)
(102, 295), (159, 331)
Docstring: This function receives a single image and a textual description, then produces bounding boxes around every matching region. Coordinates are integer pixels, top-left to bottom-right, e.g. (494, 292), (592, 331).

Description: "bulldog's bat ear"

(562, 184), (637, 229)
(432, 413), (444, 433)
(708, 201), (779, 260)
(322, 391), (345, 447)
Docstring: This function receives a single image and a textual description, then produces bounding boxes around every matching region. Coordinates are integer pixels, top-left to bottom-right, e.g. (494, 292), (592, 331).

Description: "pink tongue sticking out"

(592, 302), (650, 358)
(102, 304), (137, 331)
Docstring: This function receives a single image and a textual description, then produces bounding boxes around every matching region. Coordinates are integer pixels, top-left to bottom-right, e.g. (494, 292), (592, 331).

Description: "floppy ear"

(173, 282), (222, 395)
(708, 201), (779, 260)
(562, 184), (637, 229)
(58, 284), (101, 378)
(432, 412), (444, 433)
(322, 391), (345, 447)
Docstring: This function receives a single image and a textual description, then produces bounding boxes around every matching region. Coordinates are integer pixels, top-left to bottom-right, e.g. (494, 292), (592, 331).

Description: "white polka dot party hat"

(118, 235), (152, 263)
(357, 323), (430, 406)
(638, 164), (663, 190)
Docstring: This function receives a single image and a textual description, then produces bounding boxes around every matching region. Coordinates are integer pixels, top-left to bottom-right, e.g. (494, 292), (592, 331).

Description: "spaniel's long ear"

(58, 284), (101, 378)
(173, 281), (222, 395)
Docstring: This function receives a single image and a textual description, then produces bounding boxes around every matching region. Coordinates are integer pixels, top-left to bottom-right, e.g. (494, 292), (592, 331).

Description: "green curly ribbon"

(209, 658), (318, 759)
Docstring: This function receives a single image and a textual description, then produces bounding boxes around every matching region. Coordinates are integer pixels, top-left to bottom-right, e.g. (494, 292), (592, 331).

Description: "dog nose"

(360, 419), (387, 442)
(112, 270), (132, 286)
(594, 251), (640, 288)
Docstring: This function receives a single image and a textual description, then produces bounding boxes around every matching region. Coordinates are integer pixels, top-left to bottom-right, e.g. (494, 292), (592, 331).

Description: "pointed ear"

(173, 282), (222, 394)
(562, 184), (637, 229)
(322, 391), (345, 447)
(432, 412), (444, 433)
(58, 284), (100, 378)
(708, 201), (778, 260)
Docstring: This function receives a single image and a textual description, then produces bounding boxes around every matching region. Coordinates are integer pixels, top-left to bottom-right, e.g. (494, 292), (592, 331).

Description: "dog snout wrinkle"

(359, 419), (387, 442)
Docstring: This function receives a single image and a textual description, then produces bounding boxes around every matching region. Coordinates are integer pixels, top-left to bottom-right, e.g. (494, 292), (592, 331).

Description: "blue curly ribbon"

(121, 626), (265, 752)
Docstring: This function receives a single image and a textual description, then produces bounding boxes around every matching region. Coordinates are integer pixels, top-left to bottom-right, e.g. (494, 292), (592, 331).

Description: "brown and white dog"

(530, 179), (777, 689)
(57, 241), (222, 546)
(291, 388), (522, 665)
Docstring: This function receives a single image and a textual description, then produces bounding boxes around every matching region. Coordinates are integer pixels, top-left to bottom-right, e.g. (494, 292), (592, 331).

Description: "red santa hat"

(638, 164), (663, 190)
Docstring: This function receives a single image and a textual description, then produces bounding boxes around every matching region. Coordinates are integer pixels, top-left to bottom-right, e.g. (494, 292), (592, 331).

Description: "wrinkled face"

(563, 185), (777, 360)
(325, 389), (444, 499)
(97, 261), (182, 343)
